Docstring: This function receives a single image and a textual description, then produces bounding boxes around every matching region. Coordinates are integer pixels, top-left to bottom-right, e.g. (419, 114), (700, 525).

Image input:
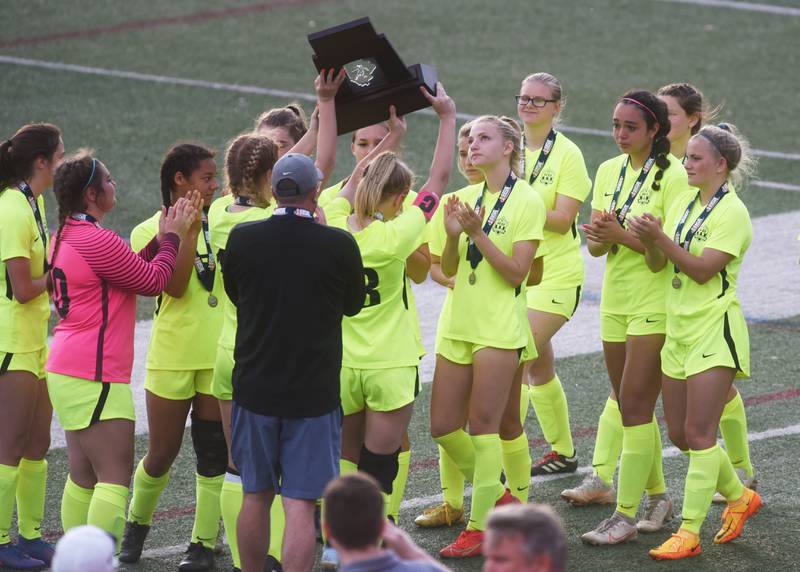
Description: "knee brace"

(191, 413), (227, 477)
(358, 446), (400, 494)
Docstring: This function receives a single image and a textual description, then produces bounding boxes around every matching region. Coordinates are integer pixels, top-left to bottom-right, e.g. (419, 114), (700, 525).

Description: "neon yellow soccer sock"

(434, 429), (475, 483)
(0, 464), (19, 545)
(388, 450), (410, 523)
(191, 473), (223, 549)
(681, 446), (721, 534)
(438, 445), (465, 510)
(592, 397), (623, 486)
(340, 458), (357, 476)
(616, 423), (655, 518)
(719, 391), (754, 477)
(88, 483), (129, 552)
(268, 495), (285, 561)
(716, 446), (745, 502)
(644, 417), (667, 496)
(467, 434), (504, 532)
(519, 383), (530, 423)
(61, 475), (94, 533)
(501, 433), (531, 503)
(220, 473), (243, 568)
(16, 458), (47, 539)
(529, 376), (574, 456)
(128, 459), (169, 525)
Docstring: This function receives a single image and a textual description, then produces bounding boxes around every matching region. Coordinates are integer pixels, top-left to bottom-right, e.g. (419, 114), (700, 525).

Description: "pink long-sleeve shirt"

(47, 218), (180, 383)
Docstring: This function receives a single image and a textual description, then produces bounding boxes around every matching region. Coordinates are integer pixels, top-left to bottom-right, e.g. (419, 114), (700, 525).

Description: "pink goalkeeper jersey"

(46, 218), (180, 383)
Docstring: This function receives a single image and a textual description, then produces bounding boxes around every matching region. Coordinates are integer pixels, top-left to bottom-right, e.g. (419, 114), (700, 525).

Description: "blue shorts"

(231, 404), (342, 499)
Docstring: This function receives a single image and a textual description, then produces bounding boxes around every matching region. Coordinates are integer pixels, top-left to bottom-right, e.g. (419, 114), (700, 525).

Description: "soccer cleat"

(561, 473), (615, 506)
(531, 450), (578, 476)
(265, 554), (283, 572)
(320, 545), (340, 570)
(118, 521), (151, 563)
(714, 487), (762, 544)
(0, 543), (46, 570)
(495, 488), (520, 507)
(713, 468), (758, 503)
(649, 529), (701, 560)
(636, 495), (674, 533)
(414, 502), (465, 528)
(17, 537), (54, 567)
(178, 542), (215, 571)
(581, 513), (638, 545)
(439, 529), (484, 558)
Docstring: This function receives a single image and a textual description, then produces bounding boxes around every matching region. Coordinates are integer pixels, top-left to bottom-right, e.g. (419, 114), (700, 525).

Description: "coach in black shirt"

(224, 153), (364, 572)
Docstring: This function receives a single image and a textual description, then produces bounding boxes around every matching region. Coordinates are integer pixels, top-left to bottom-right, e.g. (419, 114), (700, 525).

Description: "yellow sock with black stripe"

(0, 464), (19, 545)
(592, 397), (623, 485)
(501, 433), (531, 503)
(438, 445), (465, 510)
(88, 483), (129, 552)
(645, 417), (666, 496)
(681, 445), (721, 534)
(719, 391), (754, 477)
(16, 458), (47, 540)
(268, 495), (285, 561)
(519, 383), (530, 423)
(191, 473), (223, 549)
(128, 459), (169, 525)
(434, 429), (475, 483)
(61, 475), (94, 533)
(467, 434), (504, 532)
(529, 376), (574, 456)
(220, 472), (243, 568)
(616, 423), (654, 518)
(388, 450), (410, 523)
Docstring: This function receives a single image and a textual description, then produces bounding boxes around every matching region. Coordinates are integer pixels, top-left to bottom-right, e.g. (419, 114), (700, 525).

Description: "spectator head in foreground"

(271, 152), (323, 206)
(52, 525), (116, 572)
(483, 504), (567, 572)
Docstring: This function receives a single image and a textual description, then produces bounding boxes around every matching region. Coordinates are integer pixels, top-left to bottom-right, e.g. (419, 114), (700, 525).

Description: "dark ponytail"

(619, 91), (671, 191)
(254, 103), (309, 144)
(0, 123), (61, 191)
(159, 143), (215, 207)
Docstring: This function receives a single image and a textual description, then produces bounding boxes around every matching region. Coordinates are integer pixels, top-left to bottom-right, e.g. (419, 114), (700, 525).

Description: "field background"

(2, 0), (799, 570)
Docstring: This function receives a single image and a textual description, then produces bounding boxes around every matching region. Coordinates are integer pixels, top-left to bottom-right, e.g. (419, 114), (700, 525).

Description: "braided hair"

(159, 143), (215, 207)
(619, 90), (671, 191)
(224, 133), (278, 203)
(0, 123), (61, 191)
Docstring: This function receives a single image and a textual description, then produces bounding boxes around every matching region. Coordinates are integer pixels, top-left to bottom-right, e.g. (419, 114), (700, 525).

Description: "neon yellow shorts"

(47, 372), (135, 431)
(600, 312), (666, 343)
(661, 308), (750, 381)
(526, 285), (582, 320)
(211, 348), (234, 401)
(340, 366), (419, 415)
(519, 326), (539, 364)
(144, 368), (213, 401)
(438, 338), (523, 366)
(0, 347), (47, 379)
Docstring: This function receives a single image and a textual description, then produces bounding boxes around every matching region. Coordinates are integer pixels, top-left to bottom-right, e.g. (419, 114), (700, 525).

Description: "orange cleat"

(714, 488), (762, 544)
(439, 529), (484, 559)
(649, 529), (701, 560)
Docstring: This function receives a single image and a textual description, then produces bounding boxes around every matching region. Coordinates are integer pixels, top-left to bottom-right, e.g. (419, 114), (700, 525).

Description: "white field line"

(752, 180), (800, 192)
(2, 54), (800, 164)
(137, 421), (800, 560)
(658, 0), (800, 16)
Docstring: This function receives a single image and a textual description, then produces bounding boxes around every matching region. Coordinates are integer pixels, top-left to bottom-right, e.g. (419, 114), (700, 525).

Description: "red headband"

(621, 97), (658, 123)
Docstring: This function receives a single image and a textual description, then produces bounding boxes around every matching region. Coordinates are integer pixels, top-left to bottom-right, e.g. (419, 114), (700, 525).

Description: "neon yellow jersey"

(327, 197), (427, 368)
(523, 132), (591, 290)
(0, 188), (49, 352)
(208, 199), (274, 351)
(591, 154), (690, 315)
(317, 180), (345, 212)
(130, 210), (224, 370)
(444, 179), (546, 348)
(664, 187), (751, 344)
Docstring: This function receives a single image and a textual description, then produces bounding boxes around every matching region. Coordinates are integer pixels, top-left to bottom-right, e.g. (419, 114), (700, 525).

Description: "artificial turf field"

(2, 0), (799, 570)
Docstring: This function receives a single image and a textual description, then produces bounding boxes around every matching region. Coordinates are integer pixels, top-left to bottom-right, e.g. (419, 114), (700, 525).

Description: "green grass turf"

(23, 315), (800, 571)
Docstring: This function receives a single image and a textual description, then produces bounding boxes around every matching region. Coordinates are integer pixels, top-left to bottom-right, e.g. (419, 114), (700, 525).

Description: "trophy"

(307, 17), (438, 135)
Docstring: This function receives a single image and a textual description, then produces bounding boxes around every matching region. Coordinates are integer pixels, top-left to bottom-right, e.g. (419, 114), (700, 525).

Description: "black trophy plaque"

(308, 17), (438, 135)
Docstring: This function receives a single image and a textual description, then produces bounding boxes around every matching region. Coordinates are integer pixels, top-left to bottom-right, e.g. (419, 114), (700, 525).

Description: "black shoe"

(178, 542), (215, 571)
(118, 521), (150, 563)
(265, 554), (283, 572)
(531, 450), (578, 476)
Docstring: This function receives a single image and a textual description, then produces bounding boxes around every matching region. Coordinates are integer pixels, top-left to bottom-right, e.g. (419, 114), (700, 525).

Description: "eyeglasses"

(515, 95), (558, 108)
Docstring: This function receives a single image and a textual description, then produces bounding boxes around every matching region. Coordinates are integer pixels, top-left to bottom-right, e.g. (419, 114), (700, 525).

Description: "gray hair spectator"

(483, 504), (567, 572)
(52, 525), (116, 572)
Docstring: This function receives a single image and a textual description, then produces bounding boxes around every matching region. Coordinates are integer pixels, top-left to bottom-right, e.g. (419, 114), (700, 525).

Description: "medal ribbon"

(71, 212), (99, 224)
(521, 129), (557, 185)
(234, 195), (256, 207)
(672, 183), (729, 274)
(466, 172), (517, 272)
(609, 154), (656, 225)
(18, 183), (49, 272)
(273, 207), (314, 219)
(194, 209), (216, 293)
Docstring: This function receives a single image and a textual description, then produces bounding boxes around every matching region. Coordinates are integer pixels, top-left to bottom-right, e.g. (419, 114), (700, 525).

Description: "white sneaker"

(581, 513), (638, 545)
(712, 468), (758, 503)
(636, 495), (674, 532)
(561, 473), (615, 506)
(320, 545), (340, 570)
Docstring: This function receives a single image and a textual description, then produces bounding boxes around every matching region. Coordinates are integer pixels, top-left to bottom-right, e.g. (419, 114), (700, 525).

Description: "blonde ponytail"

(354, 151), (414, 223)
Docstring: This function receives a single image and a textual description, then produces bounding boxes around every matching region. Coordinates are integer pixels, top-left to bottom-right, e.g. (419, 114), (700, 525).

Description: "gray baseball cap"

(272, 153), (324, 197)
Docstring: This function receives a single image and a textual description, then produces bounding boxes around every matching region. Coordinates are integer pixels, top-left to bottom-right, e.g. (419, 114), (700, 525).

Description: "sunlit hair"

(354, 151), (413, 223)
(657, 83), (719, 136)
(694, 123), (757, 188)
(470, 115), (522, 177)
(522, 72), (564, 122)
